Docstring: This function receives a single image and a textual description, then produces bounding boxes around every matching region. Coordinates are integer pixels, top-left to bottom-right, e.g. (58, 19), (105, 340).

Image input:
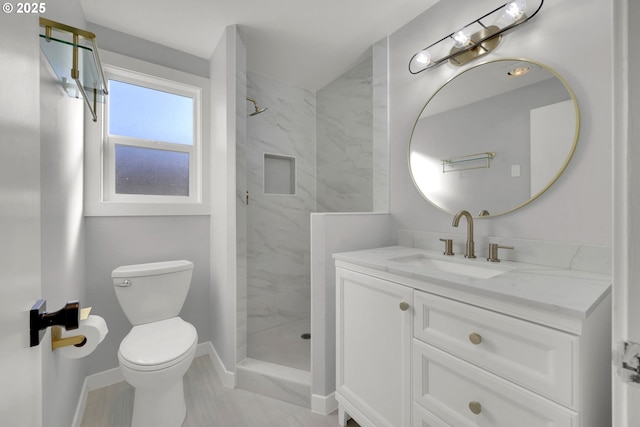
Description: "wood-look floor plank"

(81, 356), (359, 426)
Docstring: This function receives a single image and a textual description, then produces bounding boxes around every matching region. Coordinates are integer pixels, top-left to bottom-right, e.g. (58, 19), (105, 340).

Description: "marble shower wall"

(245, 72), (316, 336)
(244, 44), (387, 347)
(372, 37), (389, 212)
(316, 50), (374, 212)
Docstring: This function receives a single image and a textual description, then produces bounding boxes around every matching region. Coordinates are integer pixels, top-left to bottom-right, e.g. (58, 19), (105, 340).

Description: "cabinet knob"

(469, 332), (482, 345)
(468, 401), (482, 415)
(399, 302), (410, 311)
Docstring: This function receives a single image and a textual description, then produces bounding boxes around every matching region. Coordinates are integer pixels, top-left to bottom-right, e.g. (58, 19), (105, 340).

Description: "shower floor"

(247, 318), (311, 371)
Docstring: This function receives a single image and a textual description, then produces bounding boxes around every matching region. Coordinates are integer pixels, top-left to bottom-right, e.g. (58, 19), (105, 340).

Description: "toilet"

(112, 260), (198, 427)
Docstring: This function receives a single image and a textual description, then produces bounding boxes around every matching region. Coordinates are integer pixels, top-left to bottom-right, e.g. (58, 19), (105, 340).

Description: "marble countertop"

(334, 246), (611, 319)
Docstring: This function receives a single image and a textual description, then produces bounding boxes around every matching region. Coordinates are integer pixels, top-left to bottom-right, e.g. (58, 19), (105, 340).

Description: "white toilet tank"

(112, 260), (194, 326)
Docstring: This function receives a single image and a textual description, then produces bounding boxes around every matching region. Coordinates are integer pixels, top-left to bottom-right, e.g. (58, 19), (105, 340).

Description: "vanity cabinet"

(335, 258), (611, 427)
(335, 267), (412, 427)
(412, 292), (578, 426)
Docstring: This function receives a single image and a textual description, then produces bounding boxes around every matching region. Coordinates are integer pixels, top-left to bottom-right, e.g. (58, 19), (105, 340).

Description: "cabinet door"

(336, 267), (412, 427)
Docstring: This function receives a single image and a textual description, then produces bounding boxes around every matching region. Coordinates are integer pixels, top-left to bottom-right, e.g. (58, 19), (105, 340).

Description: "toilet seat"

(119, 317), (197, 372)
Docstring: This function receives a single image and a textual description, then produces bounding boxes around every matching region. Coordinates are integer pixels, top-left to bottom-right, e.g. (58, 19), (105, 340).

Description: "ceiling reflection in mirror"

(409, 59), (579, 217)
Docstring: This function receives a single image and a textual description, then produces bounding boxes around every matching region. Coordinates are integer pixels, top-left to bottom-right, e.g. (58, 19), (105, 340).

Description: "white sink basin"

(390, 254), (513, 279)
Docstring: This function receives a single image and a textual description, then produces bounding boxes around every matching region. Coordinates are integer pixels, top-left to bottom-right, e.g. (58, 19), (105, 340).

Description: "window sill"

(84, 201), (210, 217)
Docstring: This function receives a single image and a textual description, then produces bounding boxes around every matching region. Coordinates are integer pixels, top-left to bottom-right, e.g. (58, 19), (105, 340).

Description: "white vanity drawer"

(413, 291), (578, 408)
(412, 404), (450, 427)
(413, 340), (578, 427)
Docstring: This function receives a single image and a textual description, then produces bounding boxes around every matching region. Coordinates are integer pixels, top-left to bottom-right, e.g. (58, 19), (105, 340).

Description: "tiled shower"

(245, 70), (317, 371)
(239, 40), (387, 377)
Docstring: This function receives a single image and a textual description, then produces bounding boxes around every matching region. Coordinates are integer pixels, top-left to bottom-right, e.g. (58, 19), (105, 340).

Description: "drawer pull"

(468, 401), (482, 415)
(469, 333), (482, 345)
(399, 302), (410, 311)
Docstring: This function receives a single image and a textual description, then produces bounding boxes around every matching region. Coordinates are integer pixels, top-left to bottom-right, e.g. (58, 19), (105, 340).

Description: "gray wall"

(40, 53), (87, 427)
(39, 3), (89, 426)
(84, 216), (211, 374)
(0, 12), (42, 427)
(388, 0), (612, 245)
(87, 23), (209, 79)
(79, 18), (215, 376)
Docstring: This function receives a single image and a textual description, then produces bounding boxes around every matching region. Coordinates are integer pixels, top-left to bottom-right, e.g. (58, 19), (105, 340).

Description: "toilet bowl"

(119, 317), (197, 427)
(112, 260), (197, 427)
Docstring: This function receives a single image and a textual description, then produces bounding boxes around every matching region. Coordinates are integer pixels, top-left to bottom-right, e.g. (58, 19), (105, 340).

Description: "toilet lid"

(119, 317), (197, 370)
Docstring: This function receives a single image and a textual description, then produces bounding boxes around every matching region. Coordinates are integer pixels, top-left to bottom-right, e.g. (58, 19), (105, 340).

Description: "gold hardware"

(399, 302), (410, 311)
(408, 1), (543, 75)
(439, 238), (454, 256)
(51, 306), (91, 350)
(39, 17), (97, 40)
(441, 152), (496, 173)
(71, 33), (80, 80)
(487, 243), (514, 262)
(51, 326), (86, 350)
(80, 307), (92, 321)
(469, 333), (482, 345)
(452, 210), (475, 259)
(469, 401), (482, 415)
(38, 18), (108, 122)
(449, 27), (502, 67)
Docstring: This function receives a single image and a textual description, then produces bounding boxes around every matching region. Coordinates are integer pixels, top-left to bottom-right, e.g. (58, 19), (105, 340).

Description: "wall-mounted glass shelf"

(441, 152), (496, 173)
(39, 18), (108, 122)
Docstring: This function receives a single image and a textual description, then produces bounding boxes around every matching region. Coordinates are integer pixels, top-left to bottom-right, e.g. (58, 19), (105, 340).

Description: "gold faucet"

(452, 210), (476, 258)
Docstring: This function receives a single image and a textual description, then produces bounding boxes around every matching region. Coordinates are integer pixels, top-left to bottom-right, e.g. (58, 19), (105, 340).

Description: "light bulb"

(452, 29), (471, 48)
(507, 66), (530, 77)
(415, 50), (431, 66)
(502, 0), (526, 23)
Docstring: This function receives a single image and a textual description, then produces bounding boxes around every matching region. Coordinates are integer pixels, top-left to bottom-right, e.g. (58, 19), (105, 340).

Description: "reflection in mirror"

(409, 59), (579, 217)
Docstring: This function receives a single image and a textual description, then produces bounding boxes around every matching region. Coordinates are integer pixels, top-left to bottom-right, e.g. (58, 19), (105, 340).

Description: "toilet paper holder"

(29, 299), (92, 348)
(51, 307), (92, 350)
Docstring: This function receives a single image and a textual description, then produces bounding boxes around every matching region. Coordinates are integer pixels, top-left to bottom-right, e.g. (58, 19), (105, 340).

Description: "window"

(84, 59), (209, 216)
(105, 70), (200, 203)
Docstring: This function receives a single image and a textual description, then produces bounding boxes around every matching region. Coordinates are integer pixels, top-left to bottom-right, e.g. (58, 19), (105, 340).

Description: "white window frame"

(104, 68), (199, 203)
(84, 52), (210, 217)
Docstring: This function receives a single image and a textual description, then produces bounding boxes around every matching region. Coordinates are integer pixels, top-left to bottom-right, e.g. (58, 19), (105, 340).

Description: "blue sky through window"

(109, 80), (193, 145)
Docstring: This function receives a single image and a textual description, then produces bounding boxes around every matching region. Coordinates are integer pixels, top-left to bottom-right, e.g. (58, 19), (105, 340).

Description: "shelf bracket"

(39, 18), (108, 122)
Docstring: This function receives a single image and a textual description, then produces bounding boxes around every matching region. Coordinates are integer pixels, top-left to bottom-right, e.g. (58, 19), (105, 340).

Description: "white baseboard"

(311, 392), (338, 416)
(71, 366), (124, 427)
(71, 378), (89, 427)
(86, 367), (125, 391)
(71, 341), (235, 427)
(197, 341), (236, 389)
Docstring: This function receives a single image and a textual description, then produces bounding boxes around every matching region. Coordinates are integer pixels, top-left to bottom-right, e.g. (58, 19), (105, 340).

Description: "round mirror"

(409, 58), (579, 217)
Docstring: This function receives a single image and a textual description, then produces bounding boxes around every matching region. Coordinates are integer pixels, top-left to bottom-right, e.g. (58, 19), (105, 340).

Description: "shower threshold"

(237, 358), (311, 408)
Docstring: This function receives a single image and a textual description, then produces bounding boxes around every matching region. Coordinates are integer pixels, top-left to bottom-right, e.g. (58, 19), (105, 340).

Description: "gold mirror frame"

(408, 58), (580, 218)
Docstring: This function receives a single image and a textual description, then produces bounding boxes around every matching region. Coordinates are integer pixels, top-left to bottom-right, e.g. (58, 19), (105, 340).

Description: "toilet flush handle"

(115, 279), (132, 287)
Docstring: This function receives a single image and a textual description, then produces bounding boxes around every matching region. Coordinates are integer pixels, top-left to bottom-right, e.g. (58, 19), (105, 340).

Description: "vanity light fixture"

(408, 0), (543, 74)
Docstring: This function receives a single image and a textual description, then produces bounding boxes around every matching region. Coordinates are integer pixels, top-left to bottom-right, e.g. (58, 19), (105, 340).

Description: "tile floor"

(80, 355), (359, 427)
(247, 318), (311, 371)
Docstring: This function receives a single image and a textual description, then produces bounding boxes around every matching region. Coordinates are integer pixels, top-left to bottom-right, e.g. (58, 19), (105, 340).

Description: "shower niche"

(264, 153), (296, 195)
